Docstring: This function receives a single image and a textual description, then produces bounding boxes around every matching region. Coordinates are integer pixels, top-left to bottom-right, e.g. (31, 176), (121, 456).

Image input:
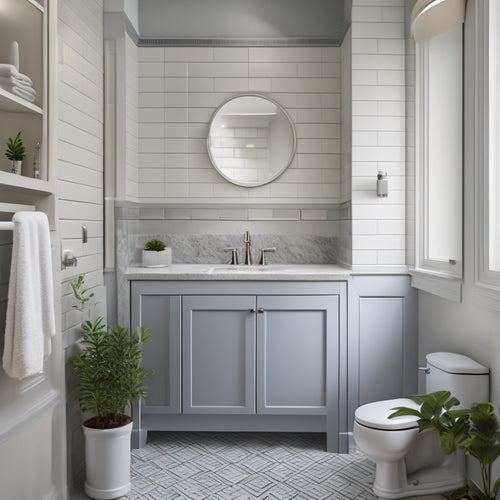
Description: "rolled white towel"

(0, 84), (36, 102)
(0, 64), (33, 86)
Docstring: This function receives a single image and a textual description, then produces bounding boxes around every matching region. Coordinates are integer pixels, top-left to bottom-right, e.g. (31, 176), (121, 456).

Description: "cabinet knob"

(258, 308), (265, 313)
(250, 308), (256, 313)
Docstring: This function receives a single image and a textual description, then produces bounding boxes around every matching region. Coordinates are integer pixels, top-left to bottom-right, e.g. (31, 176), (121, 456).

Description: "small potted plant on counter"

(390, 392), (500, 499)
(71, 274), (153, 499)
(142, 238), (172, 267)
(5, 131), (26, 175)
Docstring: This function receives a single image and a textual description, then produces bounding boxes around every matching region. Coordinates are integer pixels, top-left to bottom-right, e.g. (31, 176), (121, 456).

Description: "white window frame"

(411, 25), (464, 301)
(473, 0), (500, 311)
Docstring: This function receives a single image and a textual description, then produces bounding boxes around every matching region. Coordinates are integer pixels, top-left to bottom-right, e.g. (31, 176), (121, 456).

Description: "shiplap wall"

(351, 0), (406, 269)
(57, 0), (105, 489)
(136, 46), (341, 204)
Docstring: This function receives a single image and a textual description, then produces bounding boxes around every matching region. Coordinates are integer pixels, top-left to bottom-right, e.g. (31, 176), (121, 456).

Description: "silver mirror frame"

(207, 94), (297, 187)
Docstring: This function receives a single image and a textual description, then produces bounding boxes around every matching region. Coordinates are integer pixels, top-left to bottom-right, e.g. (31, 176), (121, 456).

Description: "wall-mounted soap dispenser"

(377, 171), (388, 197)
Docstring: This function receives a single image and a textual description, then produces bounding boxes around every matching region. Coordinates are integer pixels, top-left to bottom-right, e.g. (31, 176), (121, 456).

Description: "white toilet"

(354, 352), (489, 500)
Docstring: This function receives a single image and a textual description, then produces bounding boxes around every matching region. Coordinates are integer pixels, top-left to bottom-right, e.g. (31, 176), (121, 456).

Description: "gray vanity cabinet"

(130, 290), (182, 414)
(130, 280), (347, 453)
(183, 295), (256, 414)
(256, 295), (337, 415)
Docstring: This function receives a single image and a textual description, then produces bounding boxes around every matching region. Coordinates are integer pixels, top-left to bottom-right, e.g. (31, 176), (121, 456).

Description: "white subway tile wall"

(137, 46), (341, 203)
(351, 0), (406, 267)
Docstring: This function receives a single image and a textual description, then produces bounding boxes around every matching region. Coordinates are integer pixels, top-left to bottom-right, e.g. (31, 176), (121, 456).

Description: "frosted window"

(426, 26), (463, 262)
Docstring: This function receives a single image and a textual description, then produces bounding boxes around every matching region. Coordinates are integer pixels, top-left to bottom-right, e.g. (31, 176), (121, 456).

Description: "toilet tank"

(425, 352), (489, 409)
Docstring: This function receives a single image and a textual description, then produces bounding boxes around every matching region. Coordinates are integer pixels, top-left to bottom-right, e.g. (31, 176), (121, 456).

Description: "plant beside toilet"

(390, 391), (500, 500)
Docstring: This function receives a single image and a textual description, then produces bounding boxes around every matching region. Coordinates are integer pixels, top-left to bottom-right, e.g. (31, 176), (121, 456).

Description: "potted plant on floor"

(390, 392), (500, 499)
(142, 238), (172, 267)
(5, 131), (26, 175)
(71, 274), (153, 499)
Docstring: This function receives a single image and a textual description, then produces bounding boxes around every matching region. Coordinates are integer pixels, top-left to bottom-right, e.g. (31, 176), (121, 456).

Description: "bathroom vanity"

(126, 265), (417, 454)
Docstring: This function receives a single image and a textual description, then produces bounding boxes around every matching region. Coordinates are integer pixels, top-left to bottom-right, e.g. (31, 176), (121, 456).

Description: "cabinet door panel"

(131, 291), (181, 414)
(257, 295), (337, 415)
(183, 295), (256, 414)
(359, 297), (403, 404)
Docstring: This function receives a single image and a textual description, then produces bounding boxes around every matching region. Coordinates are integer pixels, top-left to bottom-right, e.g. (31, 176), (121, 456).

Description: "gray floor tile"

(71, 432), (376, 500)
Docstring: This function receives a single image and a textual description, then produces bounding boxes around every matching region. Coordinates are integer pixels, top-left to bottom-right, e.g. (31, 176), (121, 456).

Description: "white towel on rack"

(2, 212), (56, 379)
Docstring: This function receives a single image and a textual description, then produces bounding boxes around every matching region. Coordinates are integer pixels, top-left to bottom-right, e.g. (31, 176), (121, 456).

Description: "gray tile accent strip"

(115, 202), (349, 222)
(138, 38), (341, 47)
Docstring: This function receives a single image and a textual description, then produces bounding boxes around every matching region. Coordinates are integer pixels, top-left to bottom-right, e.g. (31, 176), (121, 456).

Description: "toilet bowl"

(354, 352), (489, 499)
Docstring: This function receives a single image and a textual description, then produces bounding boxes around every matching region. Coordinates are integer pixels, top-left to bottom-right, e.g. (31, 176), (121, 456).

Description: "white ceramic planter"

(11, 160), (22, 175)
(142, 248), (172, 267)
(83, 421), (133, 500)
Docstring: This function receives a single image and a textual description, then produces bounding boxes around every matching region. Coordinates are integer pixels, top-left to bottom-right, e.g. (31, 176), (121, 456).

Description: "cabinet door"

(348, 275), (418, 429)
(183, 295), (256, 414)
(256, 295), (338, 415)
(130, 285), (181, 414)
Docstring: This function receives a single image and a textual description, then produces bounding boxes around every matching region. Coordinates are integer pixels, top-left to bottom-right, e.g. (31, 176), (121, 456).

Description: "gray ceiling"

(138, 0), (348, 40)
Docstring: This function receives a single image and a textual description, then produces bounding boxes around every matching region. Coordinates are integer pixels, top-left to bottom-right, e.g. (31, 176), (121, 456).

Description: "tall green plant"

(71, 275), (153, 429)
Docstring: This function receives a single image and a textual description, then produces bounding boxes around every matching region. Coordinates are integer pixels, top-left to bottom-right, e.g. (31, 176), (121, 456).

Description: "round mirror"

(207, 94), (296, 187)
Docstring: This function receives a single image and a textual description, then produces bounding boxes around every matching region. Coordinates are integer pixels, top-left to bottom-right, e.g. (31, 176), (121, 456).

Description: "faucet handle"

(259, 248), (276, 266)
(224, 247), (239, 265)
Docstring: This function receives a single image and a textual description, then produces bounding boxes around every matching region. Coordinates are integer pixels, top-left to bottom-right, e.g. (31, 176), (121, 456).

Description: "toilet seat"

(355, 398), (420, 431)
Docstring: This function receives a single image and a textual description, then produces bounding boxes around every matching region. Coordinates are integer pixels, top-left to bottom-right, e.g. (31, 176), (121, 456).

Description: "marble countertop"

(125, 263), (350, 281)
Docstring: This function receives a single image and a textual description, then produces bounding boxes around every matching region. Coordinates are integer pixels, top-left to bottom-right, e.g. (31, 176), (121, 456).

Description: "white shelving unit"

(0, 0), (48, 190)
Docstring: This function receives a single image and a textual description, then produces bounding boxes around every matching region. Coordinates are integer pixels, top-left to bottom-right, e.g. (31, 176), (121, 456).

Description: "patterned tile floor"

(72, 431), (376, 500)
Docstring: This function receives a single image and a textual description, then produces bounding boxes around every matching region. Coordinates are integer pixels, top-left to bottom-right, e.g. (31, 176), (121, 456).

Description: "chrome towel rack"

(0, 221), (14, 231)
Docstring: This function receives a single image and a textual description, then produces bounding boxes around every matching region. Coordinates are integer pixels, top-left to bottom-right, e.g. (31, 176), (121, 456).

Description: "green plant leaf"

(144, 238), (166, 251)
(4, 131), (26, 161)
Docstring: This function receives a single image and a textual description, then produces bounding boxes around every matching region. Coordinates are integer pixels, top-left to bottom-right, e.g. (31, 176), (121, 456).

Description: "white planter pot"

(11, 160), (22, 175)
(142, 248), (172, 267)
(83, 421), (133, 500)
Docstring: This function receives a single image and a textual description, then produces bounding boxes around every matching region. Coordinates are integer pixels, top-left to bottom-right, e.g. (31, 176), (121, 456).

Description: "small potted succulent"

(5, 131), (26, 175)
(142, 238), (172, 267)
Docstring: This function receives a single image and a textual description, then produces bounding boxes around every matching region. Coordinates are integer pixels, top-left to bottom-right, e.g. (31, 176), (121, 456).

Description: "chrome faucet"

(244, 231), (253, 265)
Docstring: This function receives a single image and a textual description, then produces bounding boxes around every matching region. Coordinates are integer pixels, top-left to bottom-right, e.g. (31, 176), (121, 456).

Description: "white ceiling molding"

(411, 0), (466, 43)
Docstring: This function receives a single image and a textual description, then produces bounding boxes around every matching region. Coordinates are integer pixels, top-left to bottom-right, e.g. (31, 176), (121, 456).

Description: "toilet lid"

(426, 352), (489, 374)
(355, 398), (420, 430)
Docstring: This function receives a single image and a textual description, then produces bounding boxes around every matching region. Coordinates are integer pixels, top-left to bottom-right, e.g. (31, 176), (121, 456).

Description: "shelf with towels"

(0, 87), (42, 115)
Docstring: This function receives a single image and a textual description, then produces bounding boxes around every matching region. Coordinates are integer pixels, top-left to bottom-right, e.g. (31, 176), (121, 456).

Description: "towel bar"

(0, 221), (14, 230)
